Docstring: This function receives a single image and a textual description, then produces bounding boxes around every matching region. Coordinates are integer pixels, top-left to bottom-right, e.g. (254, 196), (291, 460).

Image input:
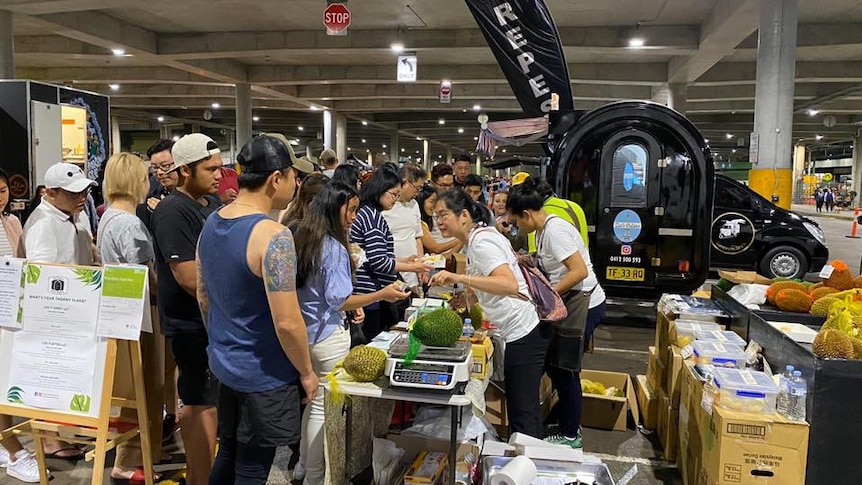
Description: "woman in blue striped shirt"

(295, 181), (408, 483)
(350, 168), (430, 341)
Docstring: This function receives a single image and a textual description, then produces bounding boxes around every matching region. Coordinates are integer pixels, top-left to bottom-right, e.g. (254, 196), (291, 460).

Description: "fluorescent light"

(382, 144), (387, 148)
(725, 133), (733, 139)
(628, 37), (645, 48)
(473, 136), (478, 140)
(362, 120), (368, 126)
(298, 126), (304, 131)
(347, 147), (351, 151)
(108, 84), (120, 91)
(362, 139), (366, 143)
(438, 119), (445, 125)
(458, 128), (464, 134)
(211, 102), (220, 109)
(157, 116), (165, 122)
(704, 138), (709, 143)
(390, 42), (405, 53)
(808, 109), (819, 116)
(416, 137), (422, 141)
(438, 154), (442, 158)
(441, 80), (451, 87)
(252, 116), (260, 122)
(472, 104), (481, 111)
(816, 134), (824, 140)
(732, 149), (737, 153)
(111, 48), (126, 56)
(502, 149), (507, 153)
(309, 106), (320, 111)
(401, 148), (405, 152)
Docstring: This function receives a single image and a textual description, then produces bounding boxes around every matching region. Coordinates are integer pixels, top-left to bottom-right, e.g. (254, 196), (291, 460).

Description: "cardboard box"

(635, 374), (658, 430)
(580, 370), (639, 432)
(666, 345), (685, 409)
(718, 270), (773, 286)
(657, 388), (679, 462)
(484, 374), (555, 438)
(679, 363), (709, 485)
(703, 407), (809, 485)
(403, 451), (447, 484)
(470, 337), (494, 380)
(385, 433), (478, 464)
(655, 313), (672, 365)
(648, 346), (667, 394)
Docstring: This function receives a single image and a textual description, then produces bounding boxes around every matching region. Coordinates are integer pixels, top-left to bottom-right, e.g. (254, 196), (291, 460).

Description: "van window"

(715, 179), (753, 211)
(611, 143), (647, 208)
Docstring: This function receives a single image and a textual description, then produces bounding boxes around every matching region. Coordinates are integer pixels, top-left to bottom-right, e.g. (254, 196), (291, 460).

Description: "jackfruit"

(342, 345), (387, 382)
(810, 286), (839, 300)
(775, 289), (813, 313)
(826, 260), (854, 291)
(412, 308), (464, 347)
(810, 282), (824, 291)
(813, 328), (854, 359)
(448, 293), (485, 329)
(811, 296), (840, 317)
(468, 303), (484, 329)
(767, 281), (807, 305)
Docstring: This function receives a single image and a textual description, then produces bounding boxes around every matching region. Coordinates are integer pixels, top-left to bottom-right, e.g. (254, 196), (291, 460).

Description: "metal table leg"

(449, 405), (459, 485)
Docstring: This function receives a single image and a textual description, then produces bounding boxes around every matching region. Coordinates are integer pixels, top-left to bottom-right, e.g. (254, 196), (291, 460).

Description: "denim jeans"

(209, 438), (277, 485)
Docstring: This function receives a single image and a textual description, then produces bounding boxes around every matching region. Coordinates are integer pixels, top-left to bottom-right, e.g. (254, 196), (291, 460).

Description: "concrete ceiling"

(5, 0), (862, 161)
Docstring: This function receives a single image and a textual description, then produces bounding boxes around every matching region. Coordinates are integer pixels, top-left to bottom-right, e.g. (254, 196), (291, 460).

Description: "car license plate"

(606, 266), (645, 282)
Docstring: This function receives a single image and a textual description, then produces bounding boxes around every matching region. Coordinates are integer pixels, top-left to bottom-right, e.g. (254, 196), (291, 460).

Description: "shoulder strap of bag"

(546, 199), (581, 234)
(468, 227), (532, 303)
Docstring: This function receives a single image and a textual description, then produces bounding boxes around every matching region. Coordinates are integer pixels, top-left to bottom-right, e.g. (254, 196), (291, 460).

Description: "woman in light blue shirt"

(293, 182), (408, 483)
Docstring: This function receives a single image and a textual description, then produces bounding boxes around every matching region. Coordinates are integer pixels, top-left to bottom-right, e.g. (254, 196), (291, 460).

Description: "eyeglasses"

(433, 211), (453, 222)
(386, 190), (401, 200)
(435, 182), (453, 190)
(404, 180), (423, 192)
(152, 163), (175, 174)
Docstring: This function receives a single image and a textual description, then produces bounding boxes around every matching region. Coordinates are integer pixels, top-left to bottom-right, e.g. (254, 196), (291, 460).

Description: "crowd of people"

(0, 133), (605, 484)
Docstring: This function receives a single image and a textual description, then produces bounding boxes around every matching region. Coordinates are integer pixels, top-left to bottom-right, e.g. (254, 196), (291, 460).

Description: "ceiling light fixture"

(362, 120), (368, 126)
(382, 144), (387, 148)
(362, 139), (366, 143)
(390, 42), (405, 54)
(472, 104), (481, 111)
(732, 149), (737, 153)
(401, 148), (405, 152)
(458, 128), (465, 134)
(502, 149), (507, 153)
(807, 109), (820, 116)
(252, 116), (260, 122)
(438, 119), (445, 125)
(473, 136), (478, 140)
(172, 135), (180, 142)
(704, 138), (709, 143)
(111, 48), (126, 56)
(628, 37), (645, 48)
(298, 126), (304, 131)
(725, 133), (733, 139)
(157, 116), (165, 122)
(309, 106), (320, 111)
(416, 137), (422, 141)
(816, 134), (824, 140)
(109, 84), (120, 91)
(347, 147), (352, 151)
(211, 102), (220, 109)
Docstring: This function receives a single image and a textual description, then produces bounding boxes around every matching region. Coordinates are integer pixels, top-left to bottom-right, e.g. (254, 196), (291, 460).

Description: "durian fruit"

(468, 302), (484, 330)
(342, 345), (387, 382)
(811, 296), (840, 317)
(854, 276), (862, 289)
(412, 308), (465, 347)
(813, 328), (854, 359)
(767, 281), (807, 305)
(810, 286), (839, 301)
(775, 288), (813, 313)
(851, 338), (862, 359)
(826, 260), (854, 291)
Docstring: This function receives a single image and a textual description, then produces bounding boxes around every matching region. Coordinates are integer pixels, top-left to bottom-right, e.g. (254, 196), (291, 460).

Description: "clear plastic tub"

(672, 320), (722, 347)
(694, 330), (746, 349)
(713, 367), (780, 414)
(691, 341), (747, 369)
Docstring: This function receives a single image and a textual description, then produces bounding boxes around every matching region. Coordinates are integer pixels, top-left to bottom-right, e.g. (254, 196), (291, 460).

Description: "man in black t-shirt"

(150, 133), (223, 485)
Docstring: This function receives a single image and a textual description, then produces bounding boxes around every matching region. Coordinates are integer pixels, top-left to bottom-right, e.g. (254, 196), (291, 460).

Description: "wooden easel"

(0, 337), (154, 485)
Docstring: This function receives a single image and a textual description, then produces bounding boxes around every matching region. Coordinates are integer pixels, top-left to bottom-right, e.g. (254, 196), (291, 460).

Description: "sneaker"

(292, 462), (306, 481)
(544, 433), (583, 449)
(7, 450), (43, 483)
(0, 447), (9, 468)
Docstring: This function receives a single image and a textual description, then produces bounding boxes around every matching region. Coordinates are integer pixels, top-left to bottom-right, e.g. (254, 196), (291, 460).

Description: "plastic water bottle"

(787, 370), (807, 422)
(462, 318), (474, 338)
(776, 365), (795, 415)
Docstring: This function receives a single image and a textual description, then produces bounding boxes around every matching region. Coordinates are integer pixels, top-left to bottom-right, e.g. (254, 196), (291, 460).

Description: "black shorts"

(217, 382), (302, 448)
(169, 334), (219, 406)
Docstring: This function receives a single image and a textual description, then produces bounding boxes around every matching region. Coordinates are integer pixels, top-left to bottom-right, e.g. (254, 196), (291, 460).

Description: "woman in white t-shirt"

(429, 189), (551, 438)
(507, 177), (606, 450)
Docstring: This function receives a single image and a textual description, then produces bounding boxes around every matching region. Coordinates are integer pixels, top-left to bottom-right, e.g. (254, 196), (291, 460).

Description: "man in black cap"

(196, 134), (317, 483)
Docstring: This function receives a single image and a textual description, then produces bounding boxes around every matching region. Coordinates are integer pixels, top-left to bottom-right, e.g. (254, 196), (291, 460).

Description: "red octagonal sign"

(323, 3), (351, 33)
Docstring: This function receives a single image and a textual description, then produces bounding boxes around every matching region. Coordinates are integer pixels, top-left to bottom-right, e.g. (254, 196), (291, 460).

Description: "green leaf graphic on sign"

(24, 265), (40, 285)
(72, 269), (103, 290)
(70, 394), (91, 412)
(6, 387), (24, 404)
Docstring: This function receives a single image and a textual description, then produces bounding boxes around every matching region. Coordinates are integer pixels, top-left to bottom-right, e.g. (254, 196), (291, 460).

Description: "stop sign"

(323, 3), (351, 33)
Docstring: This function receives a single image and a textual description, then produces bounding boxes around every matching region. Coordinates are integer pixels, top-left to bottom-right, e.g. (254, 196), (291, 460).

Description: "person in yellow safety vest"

(510, 172), (588, 252)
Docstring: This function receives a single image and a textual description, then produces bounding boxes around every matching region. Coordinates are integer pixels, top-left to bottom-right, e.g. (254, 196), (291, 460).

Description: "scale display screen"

(392, 362), (453, 386)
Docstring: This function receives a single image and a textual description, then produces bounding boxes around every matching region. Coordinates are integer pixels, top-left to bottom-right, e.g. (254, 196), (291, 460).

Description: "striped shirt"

(350, 205), (397, 309)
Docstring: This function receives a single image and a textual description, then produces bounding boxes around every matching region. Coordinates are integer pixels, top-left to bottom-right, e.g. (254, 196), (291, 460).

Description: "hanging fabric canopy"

(476, 116), (549, 158)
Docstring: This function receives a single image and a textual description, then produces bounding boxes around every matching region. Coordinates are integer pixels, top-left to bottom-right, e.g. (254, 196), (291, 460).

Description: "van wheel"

(760, 247), (807, 280)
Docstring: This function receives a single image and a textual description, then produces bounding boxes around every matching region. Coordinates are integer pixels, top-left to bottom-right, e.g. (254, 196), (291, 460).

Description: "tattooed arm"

(195, 245), (209, 330)
(262, 226), (317, 398)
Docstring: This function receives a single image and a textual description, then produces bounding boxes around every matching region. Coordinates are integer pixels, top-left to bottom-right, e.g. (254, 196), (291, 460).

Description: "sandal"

(110, 467), (162, 485)
(44, 447), (85, 461)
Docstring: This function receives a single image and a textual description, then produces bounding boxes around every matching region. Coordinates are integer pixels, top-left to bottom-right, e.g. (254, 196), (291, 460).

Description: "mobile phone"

(394, 281), (410, 292)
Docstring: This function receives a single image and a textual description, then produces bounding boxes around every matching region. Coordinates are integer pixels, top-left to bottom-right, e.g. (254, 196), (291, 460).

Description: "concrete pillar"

(852, 133), (862, 201)
(668, 83), (687, 115)
(306, 146), (313, 159)
(475, 154), (482, 174)
(390, 133), (400, 164)
(651, 84), (670, 106)
(235, 83), (252, 148)
(446, 148), (452, 164)
(111, 116), (120, 154)
(0, 11), (12, 79)
(336, 114), (347, 164)
(749, 0), (798, 210)
(323, 110), (334, 150)
(792, 144), (806, 202)
(423, 140), (430, 171)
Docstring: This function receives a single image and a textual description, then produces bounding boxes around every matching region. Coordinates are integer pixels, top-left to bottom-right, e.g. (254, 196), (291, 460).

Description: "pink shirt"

(1, 213), (24, 258)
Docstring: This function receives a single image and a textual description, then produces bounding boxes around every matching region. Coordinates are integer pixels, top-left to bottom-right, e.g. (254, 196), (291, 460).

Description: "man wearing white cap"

(24, 162), (98, 265)
(150, 133), (223, 485)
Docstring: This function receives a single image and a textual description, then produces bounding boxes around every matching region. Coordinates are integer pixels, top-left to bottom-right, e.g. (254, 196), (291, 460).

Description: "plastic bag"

(403, 405), (493, 441)
(372, 438), (404, 485)
(727, 284), (769, 306)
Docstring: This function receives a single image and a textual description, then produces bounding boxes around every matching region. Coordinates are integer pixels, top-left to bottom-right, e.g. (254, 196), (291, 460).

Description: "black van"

(711, 174), (829, 279)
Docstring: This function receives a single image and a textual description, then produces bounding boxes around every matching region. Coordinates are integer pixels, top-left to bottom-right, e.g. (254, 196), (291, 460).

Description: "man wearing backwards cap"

(197, 134), (316, 483)
(150, 133), (223, 485)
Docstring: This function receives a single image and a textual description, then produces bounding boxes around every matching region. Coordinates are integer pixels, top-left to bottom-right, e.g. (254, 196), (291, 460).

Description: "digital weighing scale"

(385, 335), (473, 391)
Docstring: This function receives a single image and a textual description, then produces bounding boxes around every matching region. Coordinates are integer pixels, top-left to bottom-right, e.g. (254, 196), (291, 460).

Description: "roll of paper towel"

(489, 456), (538, 485)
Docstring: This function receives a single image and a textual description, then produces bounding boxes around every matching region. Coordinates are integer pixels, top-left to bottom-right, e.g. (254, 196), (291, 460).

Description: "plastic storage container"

(691, 341), (747, 369)
(673, 320), (722, 347)
(694, 330), (746, 349)
(713, 367), (780, 414)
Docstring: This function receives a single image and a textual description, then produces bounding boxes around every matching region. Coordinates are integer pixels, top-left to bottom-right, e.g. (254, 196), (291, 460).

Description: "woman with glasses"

(506, 177), (606, 449)
(429, 189), (550, 438)
(416, 186), (462, 255)
(350, 167), (430, 342)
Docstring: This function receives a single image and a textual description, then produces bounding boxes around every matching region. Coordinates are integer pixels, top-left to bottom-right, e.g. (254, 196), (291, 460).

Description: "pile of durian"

(813, 296), (862, 359)
(765, 260), (862, 315)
